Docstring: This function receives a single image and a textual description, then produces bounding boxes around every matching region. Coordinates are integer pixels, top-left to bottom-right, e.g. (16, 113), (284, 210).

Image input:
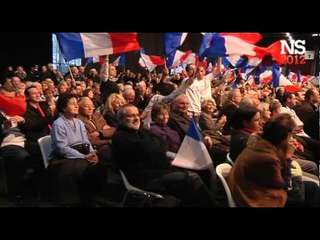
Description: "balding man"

(77, 97), (116, 163)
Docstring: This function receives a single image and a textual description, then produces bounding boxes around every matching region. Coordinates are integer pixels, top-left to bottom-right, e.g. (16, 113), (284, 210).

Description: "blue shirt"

(49, 115), (94, 160)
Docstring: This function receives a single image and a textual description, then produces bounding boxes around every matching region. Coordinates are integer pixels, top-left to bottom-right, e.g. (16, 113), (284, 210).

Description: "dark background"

(0, 32), (52, 76)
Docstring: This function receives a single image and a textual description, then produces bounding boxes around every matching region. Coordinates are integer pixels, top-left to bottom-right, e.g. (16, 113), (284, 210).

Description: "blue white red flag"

(172, 117), (213, 170)
(56, 32), (140, 61)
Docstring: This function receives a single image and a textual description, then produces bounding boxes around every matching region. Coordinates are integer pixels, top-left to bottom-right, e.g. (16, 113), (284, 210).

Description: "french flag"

(180, 50), (199, 65)
(259, 69), (273, 85)
(224, 55), (262, 76)
(55, 33), (140, 61)
(86, 56), (102, 64)
(199, 32), (264, 60)
(172, 117), (213, 170)
(288, 71), (297, 81)
(272, 64), (293, 88)
(166, 50), (187, 68)
(113, 53), (126, 67)
(165, 32), (188, 67)
(165, 32), (188, 56)
(139, 48), (165, 72)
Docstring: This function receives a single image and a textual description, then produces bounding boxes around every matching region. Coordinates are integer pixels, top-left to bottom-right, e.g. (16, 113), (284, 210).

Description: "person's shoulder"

(74, 117), (86, 126)
(53, 116), (64, 124)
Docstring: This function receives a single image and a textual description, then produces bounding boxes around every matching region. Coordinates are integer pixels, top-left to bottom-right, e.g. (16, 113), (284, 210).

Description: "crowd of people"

(0, 59), (319, 207)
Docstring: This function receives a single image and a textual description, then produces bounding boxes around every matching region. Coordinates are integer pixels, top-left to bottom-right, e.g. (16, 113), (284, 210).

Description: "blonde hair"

(104, 93), (126, 114)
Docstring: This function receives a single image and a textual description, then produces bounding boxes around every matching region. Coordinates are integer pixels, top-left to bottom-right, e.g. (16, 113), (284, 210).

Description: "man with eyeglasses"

(111, 104), (218, 207)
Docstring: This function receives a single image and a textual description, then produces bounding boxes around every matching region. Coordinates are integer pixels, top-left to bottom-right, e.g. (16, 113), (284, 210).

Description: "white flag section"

(113, 56), (121, 66)
(172, 117), (213, 170)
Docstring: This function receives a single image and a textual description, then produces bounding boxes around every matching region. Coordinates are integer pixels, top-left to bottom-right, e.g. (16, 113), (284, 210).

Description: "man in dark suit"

(112, 104), (218, 207)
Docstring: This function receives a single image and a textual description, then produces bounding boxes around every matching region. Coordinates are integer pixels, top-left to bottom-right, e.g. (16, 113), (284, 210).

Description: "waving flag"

(166, 33), (204, 67)
(172, 117), (213, 170)
(272, 64), (293, 87)
(86, 56), (101, 64)
(139, 48), (165, 72)
(265, 40), (288, 65)
(260, 69), (273, 85)
(272, 64), (281, 87)
(199, 33), (263, 60)
(180, 51), (199, 65)
(164, 33), (188, 67)
(56, 33), (140, 61)
(164, 33), (188, 55)
(113, 53), (126, 67)
(166, 50), (187, 68)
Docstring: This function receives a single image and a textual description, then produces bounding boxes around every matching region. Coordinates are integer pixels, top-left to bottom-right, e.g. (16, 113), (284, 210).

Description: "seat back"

(37, 135), (52, 169)
(119, 169), (163, 207)
(216, 163), (236, 207)
(226, 153), (234, 166)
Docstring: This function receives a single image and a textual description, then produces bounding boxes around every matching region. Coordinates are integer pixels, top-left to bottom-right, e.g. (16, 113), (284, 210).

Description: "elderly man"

(111, 104), (218, 207)
(77, 97), (116, 164)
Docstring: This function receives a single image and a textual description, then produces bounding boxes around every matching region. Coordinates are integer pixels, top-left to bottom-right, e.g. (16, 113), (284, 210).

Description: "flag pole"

(68, 65), (75, 81)
(83, 59), (89, 70)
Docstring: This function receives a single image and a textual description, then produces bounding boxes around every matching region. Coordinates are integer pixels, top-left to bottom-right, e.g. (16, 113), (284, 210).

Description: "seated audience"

(48, 93), (108, 206)
(112, 104), (218, 207)
(227, 113), (319, 207)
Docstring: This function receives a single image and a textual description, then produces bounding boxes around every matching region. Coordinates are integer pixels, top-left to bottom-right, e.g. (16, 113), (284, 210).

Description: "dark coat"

(112, 126), (172, 187)
(101, 80), (119, 103)
(149, 123), (181, 153)
(294, 101), (319, 140)
(20, 102), (56, 142)
(218, 100), (238, 135)
(167, 110), (191, 142)
(229, 129), (250, 162)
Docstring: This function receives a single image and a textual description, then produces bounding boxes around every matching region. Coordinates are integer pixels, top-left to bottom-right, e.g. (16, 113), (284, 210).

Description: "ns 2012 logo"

(280, 40), (306, 65)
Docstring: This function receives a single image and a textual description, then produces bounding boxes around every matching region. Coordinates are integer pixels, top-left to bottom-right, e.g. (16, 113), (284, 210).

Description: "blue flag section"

(172, 117), (213, 170)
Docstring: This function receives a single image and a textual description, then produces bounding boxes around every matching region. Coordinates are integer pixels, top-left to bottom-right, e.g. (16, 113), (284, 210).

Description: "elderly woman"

(199, 98), (226, 132)
(199, 98), (229, 165)
(48, 93), (108, 206)
(149, 102), (181, 153)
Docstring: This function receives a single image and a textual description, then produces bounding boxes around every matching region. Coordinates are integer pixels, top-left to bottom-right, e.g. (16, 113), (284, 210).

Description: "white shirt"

(183, 73), (214, 114)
